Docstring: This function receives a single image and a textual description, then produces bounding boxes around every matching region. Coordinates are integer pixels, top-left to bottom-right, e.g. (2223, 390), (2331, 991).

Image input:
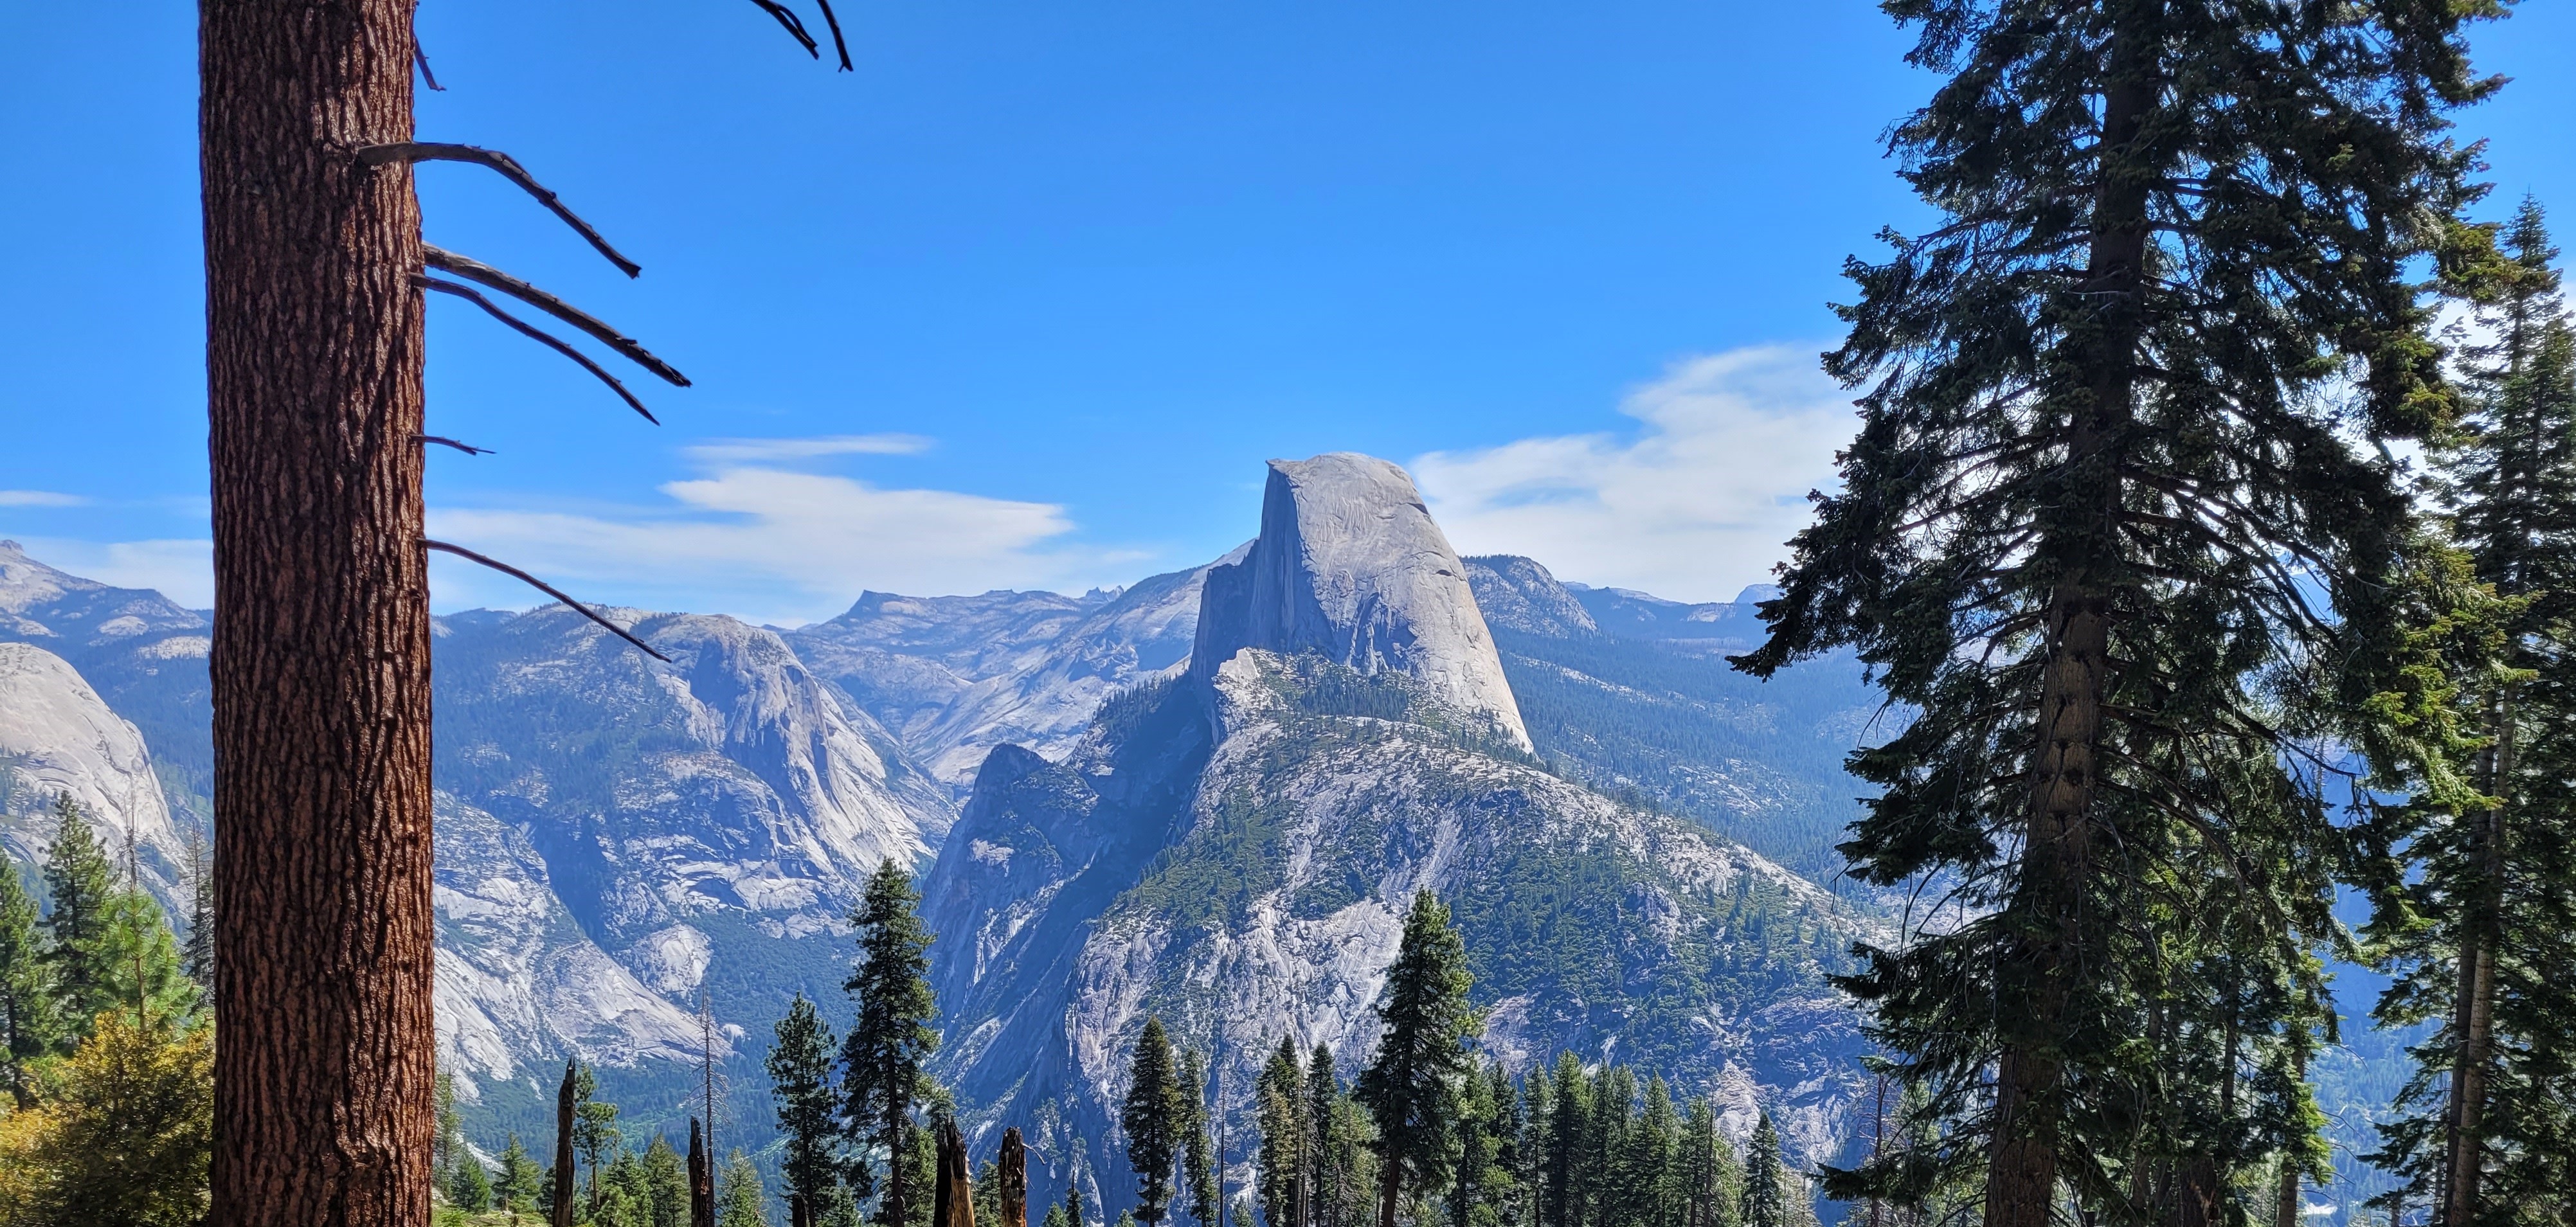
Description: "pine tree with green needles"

(179, 826), (213, 1003)
(2368, 195), (2576, 1227)
(433, 1070), (465, 1191)
(1449, 1062), (1519, 1227)
(497, 1132), (546, 1215)
(1676, 1097), (1740, 1227)
(1181, 1049), (1219, 1226)
(1258, 1041), (1306, 1227)
(773, 992), (846, 1226)
(1581, 1066), (1634, 1227)
(842, 858), (939, 1227)
(1741, 1115), (1792, 1227)
(0, 851), (55, 1107)
(1355, 890), (1478, 1227)
(1618, 1077), (1676, 1227)
(721, 1149), (773, 1227)
(1538, 1054), (1585, 1227)
(40, 794), (120, 1034)
(1731, 2), (2509, 1224)
(1306, 1044), (1344, 1227)
(1122, 1017), (1184, 1224)
(645, 1134), (690, 1227)
(573, 1064), (622, 1204)
(449, 1149), (496, 1214)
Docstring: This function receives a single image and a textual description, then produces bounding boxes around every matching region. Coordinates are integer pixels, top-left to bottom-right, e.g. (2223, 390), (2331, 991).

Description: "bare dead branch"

(360, 143), (642, 277)
(749, 0), (820, 57)
(422, 539), (671, 662)
(415, 434), (493, 456)
(414, 42), (444, 91)
(421, 245), (690, 388)
(415, 275), (662, 424)
(814, 0), (853, 71)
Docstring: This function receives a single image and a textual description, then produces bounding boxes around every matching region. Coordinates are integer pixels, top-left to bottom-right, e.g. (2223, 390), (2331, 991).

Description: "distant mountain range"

(0, 455), (1891, 1215)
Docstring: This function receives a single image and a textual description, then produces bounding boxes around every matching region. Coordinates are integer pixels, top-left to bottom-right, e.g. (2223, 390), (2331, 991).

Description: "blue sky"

(4, 2), (2571, 625)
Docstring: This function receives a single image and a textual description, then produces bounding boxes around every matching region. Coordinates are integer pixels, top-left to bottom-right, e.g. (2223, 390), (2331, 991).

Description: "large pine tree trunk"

(2445, 696), (2511, 1225)
(201, 3), (433, 1226)
(1987, 14), (2157, 1227)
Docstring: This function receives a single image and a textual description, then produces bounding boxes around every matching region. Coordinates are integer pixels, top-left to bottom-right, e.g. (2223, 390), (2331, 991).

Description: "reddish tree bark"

(201, 2), (433, 1226)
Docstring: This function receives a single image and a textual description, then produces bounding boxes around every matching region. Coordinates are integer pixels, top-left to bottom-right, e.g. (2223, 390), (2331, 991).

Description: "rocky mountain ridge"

(917, 456), (1875, 1212)
(0, 467), (1887, 1178)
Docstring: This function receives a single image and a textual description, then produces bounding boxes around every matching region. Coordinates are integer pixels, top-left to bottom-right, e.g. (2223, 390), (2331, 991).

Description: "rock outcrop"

(0, 641), (190, 906)
(922, 457), (1871, 1214)
(1193, 454), (1529, 750)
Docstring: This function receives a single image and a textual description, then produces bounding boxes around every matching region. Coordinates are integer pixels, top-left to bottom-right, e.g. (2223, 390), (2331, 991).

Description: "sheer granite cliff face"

(0, 641), (192, 906)
(1192, 454), (1530, 751)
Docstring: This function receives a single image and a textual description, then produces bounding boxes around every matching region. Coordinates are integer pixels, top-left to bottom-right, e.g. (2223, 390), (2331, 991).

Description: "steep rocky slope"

(0, 641), (193, 907)
(921, 456), (1872, 1214)
(1464, 555), (1887, 882)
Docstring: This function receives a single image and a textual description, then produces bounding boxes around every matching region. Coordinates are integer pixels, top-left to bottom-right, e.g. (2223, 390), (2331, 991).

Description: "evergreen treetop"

(842, 857), (938, 1226)
(1355, 890), (1478, 1227)
(1121, 1016), (1182, 1224)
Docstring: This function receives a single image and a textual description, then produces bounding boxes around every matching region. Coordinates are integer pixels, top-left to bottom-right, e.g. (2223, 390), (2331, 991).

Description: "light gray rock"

(0, 641), (190, 906)
(432, 793), (711, 1094)
(1193, 454), (1530, 750)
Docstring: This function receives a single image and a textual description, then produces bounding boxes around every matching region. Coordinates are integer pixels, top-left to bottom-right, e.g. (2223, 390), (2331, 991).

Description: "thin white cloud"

(12, 537), (213, 607)
(428, 467), (1137, 625)
(1411, 345), (1854, 604)
(0, 490), (89, 508)
(681, 434), (933, 465)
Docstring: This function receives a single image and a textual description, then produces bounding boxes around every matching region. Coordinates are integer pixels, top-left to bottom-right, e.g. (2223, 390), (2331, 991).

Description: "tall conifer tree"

(1539, 1055), (1586, 1227)
(1734, 3), (2505, 1224)
(843, 859), (940, 1227)
(1259, 1041), (1306, 1227)
(1181, 1050), (1219, 1226)
(0, 852), (54, 1107)
(40, 794), (119, 1033)
(1123, 1017), (1184, 1224)
(775, 992), (847, 1226)
(2370, 197), (2576, 1226)
(1355, 891), (1478, 1227)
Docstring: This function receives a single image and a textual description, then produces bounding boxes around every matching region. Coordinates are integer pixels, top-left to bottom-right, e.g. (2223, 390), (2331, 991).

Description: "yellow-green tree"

(0, 1010), (215, 1227)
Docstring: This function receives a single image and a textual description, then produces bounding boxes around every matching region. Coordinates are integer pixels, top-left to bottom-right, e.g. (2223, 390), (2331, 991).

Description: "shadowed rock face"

(1192, 453), (1531, 751)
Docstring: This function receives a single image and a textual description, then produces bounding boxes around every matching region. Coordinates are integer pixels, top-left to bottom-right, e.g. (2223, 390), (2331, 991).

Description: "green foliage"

(575, 1063), (624, 1204)
(447, 1148), (495, 1214)
(1734, 0), (2507, 1218)
(645, 1133), (690, 1227)
(771, 992), (845, 1219)
(1256, 1041), (1304, 1227)
(40, 794), (121, 1036)
(2366, 197), (2576, 1223)
(720, 1149), (773, 1227)
(1121, 1017), (1182, 1223)
(496, 1133), (545, 1215)
(1179, 1049), (1218, 1227)
(842, 858), (939, 1225)
(0, 850), (57, 1107)
(0, 1010), (213, 1227)
(1355, 891), (1479, 1220)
